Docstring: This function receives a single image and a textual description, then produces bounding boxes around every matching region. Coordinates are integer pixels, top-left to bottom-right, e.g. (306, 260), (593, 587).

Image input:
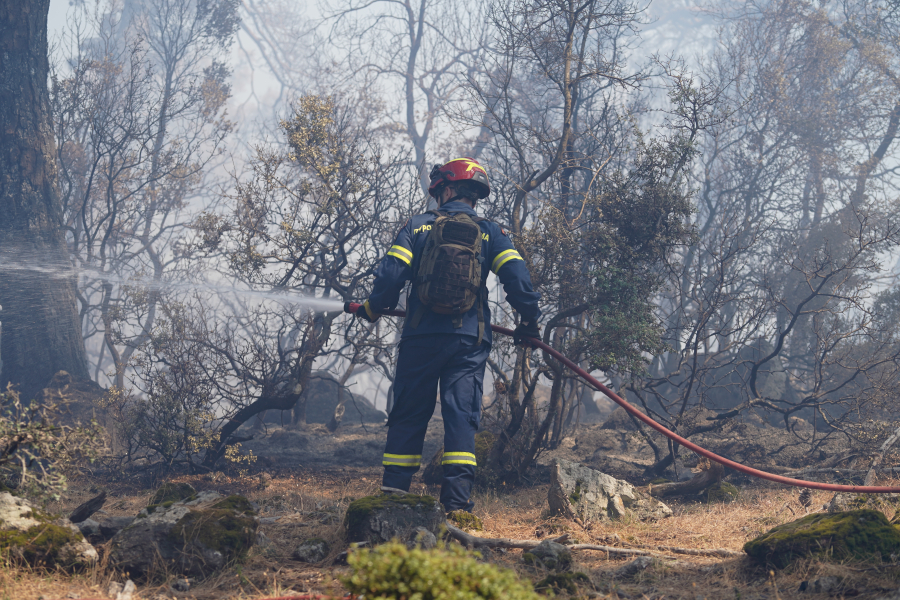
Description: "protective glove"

(513, 320), (540, 345)
(355, 300), (381, 324)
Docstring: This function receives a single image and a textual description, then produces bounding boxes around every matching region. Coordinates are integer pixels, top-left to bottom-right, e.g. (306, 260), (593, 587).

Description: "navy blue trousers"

(382, 334), (490, 512)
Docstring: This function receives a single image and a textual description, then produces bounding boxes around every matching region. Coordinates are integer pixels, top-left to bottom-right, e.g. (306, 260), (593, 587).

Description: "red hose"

(345, 303), (900, 493)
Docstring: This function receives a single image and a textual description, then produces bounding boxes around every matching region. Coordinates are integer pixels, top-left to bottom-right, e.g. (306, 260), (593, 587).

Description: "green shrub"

(343, 541), (542, 600)
(0, 384), (102, 500)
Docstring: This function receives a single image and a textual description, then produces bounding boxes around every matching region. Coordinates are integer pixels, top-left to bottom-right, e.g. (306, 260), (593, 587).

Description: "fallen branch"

(570, 542), (742, 558)
(564, 543), (654, 557)
(446, 522), (742, 559)
(69, 490), (106, 523)
(445, 522), (569, 550)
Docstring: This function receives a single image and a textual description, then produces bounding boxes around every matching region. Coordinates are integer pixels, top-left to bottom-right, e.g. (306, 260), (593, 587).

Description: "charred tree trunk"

(0, 0), (88, 400)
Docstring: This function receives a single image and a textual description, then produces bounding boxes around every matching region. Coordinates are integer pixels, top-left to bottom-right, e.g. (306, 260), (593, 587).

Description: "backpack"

(409, 210), (487, 343)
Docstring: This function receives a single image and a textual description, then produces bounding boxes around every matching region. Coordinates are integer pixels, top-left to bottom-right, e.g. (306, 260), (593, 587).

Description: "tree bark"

(0, 0), (89, 399)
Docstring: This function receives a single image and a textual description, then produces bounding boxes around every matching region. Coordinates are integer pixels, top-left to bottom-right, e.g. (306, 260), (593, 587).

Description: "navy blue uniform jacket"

(367, 201), (541, 345)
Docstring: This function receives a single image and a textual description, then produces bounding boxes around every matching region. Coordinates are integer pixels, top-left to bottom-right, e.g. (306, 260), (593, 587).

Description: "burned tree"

(103, 94), (415, 470)
(0, 0), (90, 399)
(631, 0), (900, 476)
(459, 0), (719, 481)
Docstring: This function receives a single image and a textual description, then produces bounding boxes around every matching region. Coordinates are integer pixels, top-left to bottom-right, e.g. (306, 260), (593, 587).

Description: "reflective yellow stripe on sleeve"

(491, 249), (523, 273)
(442, 451), (477, 466)
(383, 453), (421, 467)
(387, 245), (413, 265)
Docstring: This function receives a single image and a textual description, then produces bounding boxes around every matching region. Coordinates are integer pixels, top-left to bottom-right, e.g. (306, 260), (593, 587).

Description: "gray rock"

(407, 526), (437, 550)
(76, 514), (133, 544)
(523, 540), (572, 571)
(118, 580), (136, 600)
(109, 489), (257, 577)
(825, 492), (900, 513)
(75, 518), (100, 538)
(614, 556), (656, 579)
(97, 515), (133, 540)
(0, 492), (98, 567)
(800, 576), (840, 594)
(294, 538), (329, 563)
(548, 459), (672, 523)
(345, 493), (445, 546)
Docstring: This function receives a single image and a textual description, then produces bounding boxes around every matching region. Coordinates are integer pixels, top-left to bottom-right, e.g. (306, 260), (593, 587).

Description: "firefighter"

(356, 157), (541, 513)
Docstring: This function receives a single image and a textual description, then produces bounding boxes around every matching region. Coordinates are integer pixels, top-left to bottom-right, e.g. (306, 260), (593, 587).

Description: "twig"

(564, 543), (654, 557)
(445, 521), (569, 549)
(648, 545), (743, 558)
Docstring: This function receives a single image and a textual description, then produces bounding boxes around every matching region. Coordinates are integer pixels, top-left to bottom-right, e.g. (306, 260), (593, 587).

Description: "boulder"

(522, 540), (572, 571)
(548, 459), (672, 523)
(109, 487), (257, 577)
(258, 372), (387, 425)
(0, 492), (97, 568)
(294, 537), (329, 563)
(345, 492), (444, 546)
(744, 509), (900, 569)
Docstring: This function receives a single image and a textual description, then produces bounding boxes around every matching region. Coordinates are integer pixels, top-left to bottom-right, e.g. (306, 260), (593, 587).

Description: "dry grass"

(3, 468), (900, 599)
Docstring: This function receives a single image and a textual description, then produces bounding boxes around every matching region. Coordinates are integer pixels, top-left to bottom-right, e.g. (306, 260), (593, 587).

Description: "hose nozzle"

(344, 302), (361, 314)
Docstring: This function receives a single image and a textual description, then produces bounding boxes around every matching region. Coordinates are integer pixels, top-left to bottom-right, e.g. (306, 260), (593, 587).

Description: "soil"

(4, 418), (897, 600)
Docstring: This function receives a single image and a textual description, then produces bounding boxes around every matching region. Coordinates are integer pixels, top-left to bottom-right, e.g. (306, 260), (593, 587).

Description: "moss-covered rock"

(448, 510), (483, 531)
(534, 572), (591, 595)
(0, 492), (97, 568)
(149, 482), (197, 506)
(111, 490), (258, 578)
(422, 431), (498, 488)
(343, 541), (542, 600)
(345, 492), (444, 546)
(706, 481), (739, 503)
(744, 509), (900, 568)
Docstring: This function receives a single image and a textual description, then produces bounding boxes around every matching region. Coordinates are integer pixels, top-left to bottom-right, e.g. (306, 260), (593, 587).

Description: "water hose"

(345, 302), (900, 493)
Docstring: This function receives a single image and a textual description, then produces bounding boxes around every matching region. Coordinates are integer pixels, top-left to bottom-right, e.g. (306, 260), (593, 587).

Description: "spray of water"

(0, 258), (347, 312)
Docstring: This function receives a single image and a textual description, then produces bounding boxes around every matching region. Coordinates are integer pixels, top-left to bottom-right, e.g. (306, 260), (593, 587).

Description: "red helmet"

(428, 157), (490, 200)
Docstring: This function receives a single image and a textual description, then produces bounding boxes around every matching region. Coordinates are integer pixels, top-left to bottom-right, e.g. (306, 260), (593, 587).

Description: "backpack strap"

(475, 285), (485, 345)
(408, 211), (443, 330)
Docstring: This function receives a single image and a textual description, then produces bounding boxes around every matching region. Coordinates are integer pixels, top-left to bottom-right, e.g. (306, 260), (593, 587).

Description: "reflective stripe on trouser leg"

(442, 452), (476, 466)
(383, 454), (421, 467)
